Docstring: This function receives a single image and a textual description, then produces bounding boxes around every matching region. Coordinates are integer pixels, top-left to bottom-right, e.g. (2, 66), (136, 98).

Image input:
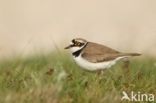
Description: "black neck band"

(72, 42), (88, 57)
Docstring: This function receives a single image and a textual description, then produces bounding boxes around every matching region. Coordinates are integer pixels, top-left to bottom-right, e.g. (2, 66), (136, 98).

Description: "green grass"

(0, 52), (155, 103)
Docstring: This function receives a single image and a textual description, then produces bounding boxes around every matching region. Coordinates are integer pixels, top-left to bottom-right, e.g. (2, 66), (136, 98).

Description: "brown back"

(82, 42), (141, 63)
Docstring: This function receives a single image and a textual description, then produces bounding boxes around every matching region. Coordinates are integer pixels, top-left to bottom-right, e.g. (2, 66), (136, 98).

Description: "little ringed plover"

(65, 38), (141, 71)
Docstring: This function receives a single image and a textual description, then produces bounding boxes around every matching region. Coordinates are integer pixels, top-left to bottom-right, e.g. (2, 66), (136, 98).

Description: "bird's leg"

(96, 69), (106, 76)
(123, 59), (130, 72)
(96, 70), (102, 75)
(95, 69), (107, 84)
(122, 58), (130, 80)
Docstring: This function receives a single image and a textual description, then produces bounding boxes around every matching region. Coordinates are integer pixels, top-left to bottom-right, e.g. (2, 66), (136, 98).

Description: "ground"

(0, 52), (155, 103)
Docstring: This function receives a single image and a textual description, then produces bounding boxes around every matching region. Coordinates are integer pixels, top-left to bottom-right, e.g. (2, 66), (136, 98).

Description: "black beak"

(64, 45), (72, 49)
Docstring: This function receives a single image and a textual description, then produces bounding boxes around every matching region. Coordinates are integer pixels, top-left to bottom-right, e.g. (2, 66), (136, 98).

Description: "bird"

(65, 38), (141, 71)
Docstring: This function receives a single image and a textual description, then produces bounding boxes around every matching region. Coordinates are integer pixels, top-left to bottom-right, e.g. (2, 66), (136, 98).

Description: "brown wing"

(82, 42), (121, 63)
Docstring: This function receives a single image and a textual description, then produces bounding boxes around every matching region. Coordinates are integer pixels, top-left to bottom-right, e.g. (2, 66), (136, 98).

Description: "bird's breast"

(73, 55), (117, 71)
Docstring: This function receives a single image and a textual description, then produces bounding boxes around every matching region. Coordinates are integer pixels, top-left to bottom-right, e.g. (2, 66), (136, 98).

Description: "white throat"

(70, 47), (82, 53)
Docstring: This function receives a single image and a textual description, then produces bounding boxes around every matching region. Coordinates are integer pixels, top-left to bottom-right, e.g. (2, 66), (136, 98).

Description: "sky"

(0, 0), (156, 58)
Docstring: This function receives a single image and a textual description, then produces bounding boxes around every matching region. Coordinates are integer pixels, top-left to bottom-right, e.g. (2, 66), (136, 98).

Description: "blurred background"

(0, 0), (156, 58)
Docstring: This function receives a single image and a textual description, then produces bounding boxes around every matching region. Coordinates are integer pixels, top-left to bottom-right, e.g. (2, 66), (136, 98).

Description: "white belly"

(73, 55), (126, 71)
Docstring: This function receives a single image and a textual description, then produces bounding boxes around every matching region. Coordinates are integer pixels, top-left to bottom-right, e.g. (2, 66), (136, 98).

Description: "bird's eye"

(77, 42), (82, 46)
(75, 42), (77, 44)
(74, 42), (77, 46)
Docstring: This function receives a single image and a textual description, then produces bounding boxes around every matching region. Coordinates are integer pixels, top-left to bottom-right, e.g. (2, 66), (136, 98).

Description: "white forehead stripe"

(76, 40), (85, 43)
(75, 38), (87, 42)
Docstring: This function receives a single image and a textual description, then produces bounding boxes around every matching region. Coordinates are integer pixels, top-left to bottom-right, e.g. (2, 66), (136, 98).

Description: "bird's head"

(65, 38), (88, 53)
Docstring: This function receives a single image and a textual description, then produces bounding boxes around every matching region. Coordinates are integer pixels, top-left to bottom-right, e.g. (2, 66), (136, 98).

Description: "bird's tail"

(120, 53), (141, 57)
